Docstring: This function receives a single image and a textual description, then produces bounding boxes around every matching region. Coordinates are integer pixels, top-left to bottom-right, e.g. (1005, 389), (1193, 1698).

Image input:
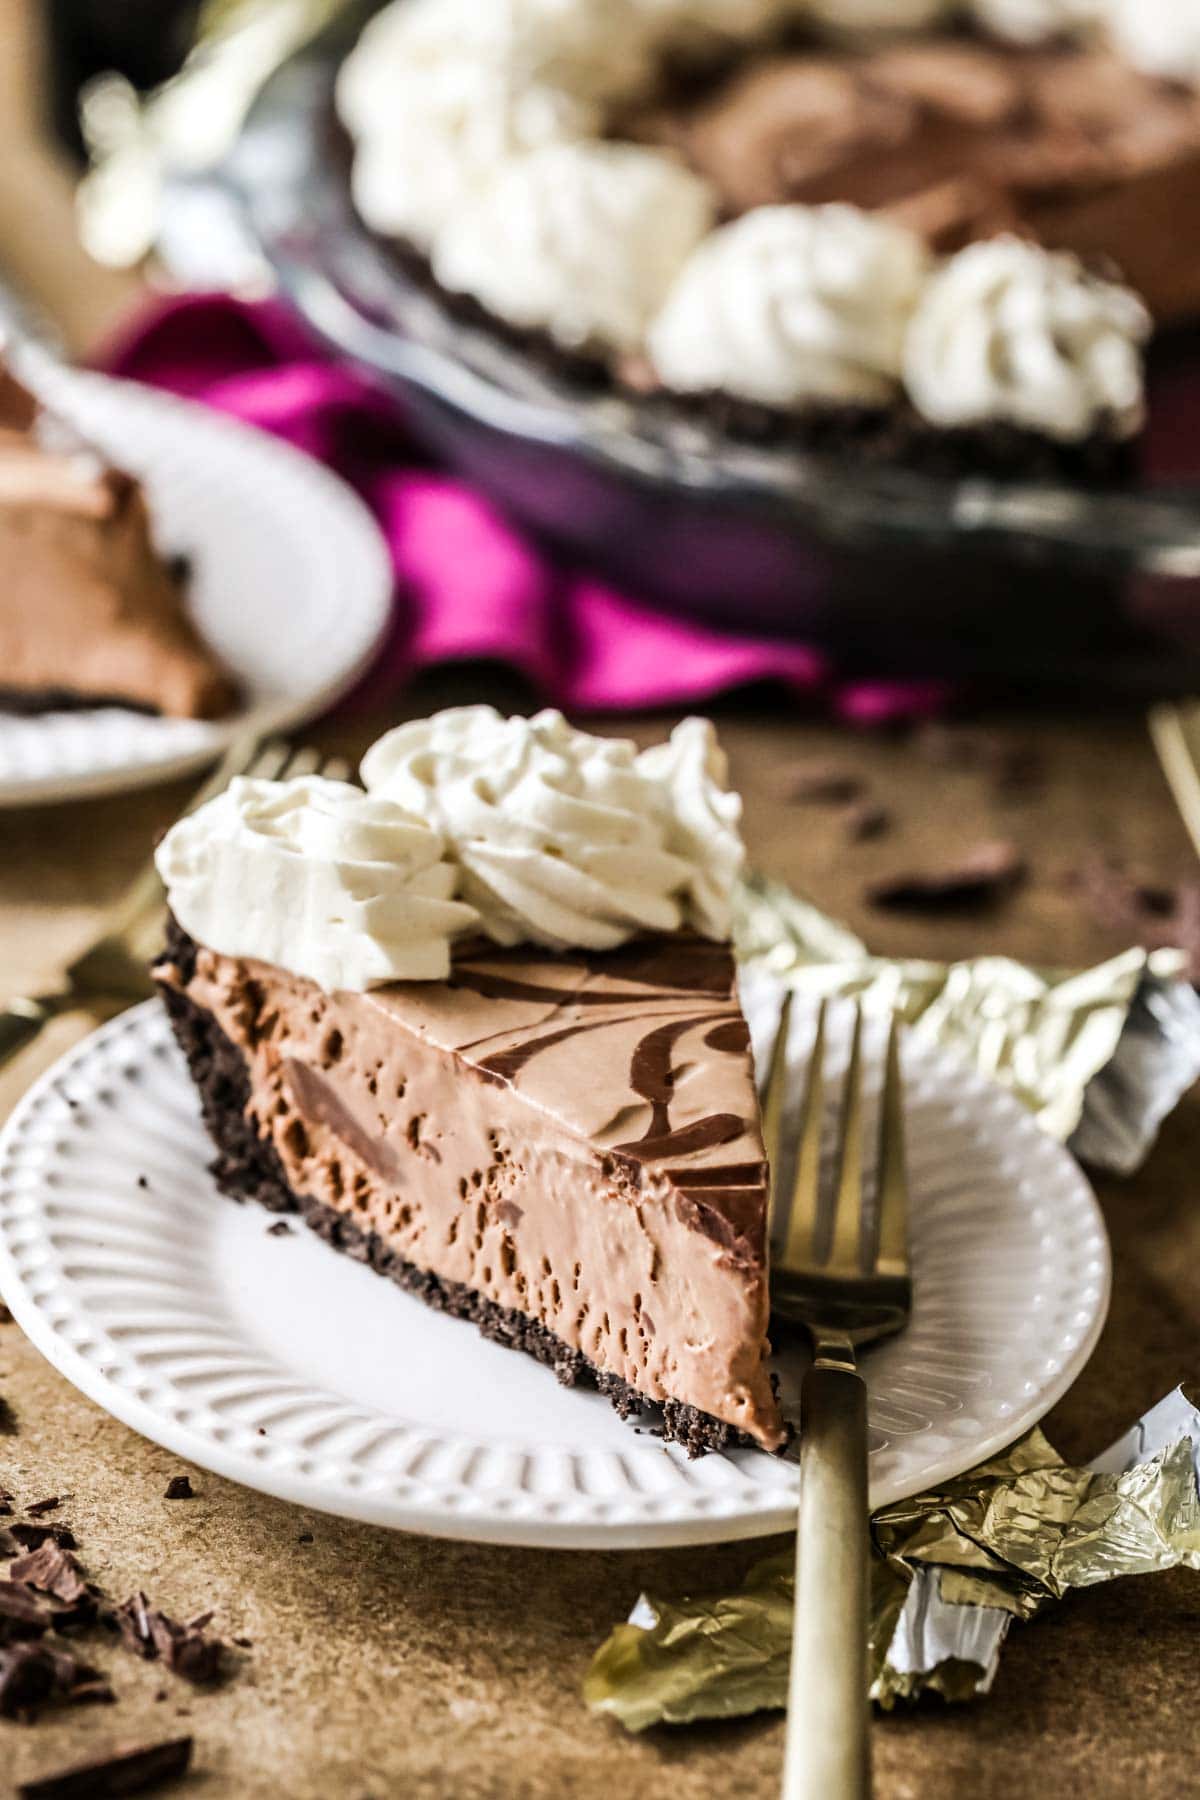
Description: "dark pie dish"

(223, 1), (1200, 689)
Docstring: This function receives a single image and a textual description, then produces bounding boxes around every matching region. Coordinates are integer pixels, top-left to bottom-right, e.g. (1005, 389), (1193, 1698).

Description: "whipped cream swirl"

(156, 775), (479, 992)
(345, 69), (597, 252)
(361, 707), (745, 950)
(648, 204), (929, 406)
(1107, 0), (1200, 84)
(337, 0), (605, 251)
(903, 237), (1150, 442)
(967, 0), (1105, 42)
(432, 142), (714, 353)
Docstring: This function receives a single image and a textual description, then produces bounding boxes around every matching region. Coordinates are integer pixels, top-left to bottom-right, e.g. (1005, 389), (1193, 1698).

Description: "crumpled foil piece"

(732, 874), (1200, 1174)
(583, 1389), (1200, 1731)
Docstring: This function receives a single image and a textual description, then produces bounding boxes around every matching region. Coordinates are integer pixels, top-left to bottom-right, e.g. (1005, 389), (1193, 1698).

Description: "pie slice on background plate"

(0, 357), (237, 720)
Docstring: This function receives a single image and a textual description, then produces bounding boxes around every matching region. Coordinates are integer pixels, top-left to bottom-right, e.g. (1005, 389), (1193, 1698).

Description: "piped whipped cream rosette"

(647, 204), (931, 407)
(361, 707), (745, 950)
(338, 0), (1161, 452)
(902, 236), (1151, 441)
(156, 711), (748, 993)
(432, 143), (715, 354)
(154, 775), (481, 992)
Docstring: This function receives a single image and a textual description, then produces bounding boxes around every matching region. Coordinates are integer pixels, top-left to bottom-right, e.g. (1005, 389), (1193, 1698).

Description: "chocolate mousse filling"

(155, 919), (786, 1456)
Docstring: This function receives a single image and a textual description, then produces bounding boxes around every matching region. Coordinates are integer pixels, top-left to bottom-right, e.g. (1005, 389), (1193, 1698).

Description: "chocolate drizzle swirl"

(453, 943), (756, 1176)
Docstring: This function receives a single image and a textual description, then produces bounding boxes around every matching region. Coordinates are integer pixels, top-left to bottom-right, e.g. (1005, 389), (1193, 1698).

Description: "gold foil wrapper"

(732, 875), (1190, 1148)
(584, 1392), (1200, 1731)
(584, 893), (1200, 1732)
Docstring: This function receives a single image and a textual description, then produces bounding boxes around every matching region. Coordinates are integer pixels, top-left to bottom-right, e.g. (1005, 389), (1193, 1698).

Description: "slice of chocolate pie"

(152, 713), (785, 1453)
(0, 360), (236, 719)
(156, 923), (782, 1452)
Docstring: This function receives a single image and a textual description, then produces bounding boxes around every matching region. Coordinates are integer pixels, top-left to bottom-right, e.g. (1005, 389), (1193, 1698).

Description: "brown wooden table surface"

(1, 689), (1198, 1799)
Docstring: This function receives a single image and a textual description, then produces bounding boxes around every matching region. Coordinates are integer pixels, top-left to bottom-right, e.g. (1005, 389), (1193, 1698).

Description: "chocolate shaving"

(0, 1640), (59, 1716)
(0, 1638), (111, 1718)
(0, 1581), (52, 1640)
(16, 1735), (191, 1799)
(163, 1477), (194, 1501)
(867, 840), (1025, 910)
(265, 1220), (292, 1237)
(109, 1594), (223, 1686)
(4, 1523), (78, 1553)
(0, 1487), (13, 1516)
(10, 1543), (90, 1607)
(844, 801), (891, 842)
(25, 1497), (64, 1518)
(783, 760), (864, 804)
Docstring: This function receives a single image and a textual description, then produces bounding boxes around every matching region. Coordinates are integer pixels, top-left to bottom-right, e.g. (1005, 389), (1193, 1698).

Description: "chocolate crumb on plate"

(783, 760), (864, 804)
(867, 840), (1025, 910)
(265, 1220), (292, 1237)
(163, 1477), (194, 1501)
(136, 1176), (148, 1189)
(16, 1735), (193, 1800)
(297, 1533), (313, 1545)
(25, 1498), (65, 1519)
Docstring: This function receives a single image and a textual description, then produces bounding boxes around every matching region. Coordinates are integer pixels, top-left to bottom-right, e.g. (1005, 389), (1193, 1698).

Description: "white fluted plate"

(0, 1000), (1109, 1548)
(0, 362), (392, 806)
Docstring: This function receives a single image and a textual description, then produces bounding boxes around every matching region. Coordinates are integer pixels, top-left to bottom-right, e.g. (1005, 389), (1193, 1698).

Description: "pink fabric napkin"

(102, 292), (949, 723)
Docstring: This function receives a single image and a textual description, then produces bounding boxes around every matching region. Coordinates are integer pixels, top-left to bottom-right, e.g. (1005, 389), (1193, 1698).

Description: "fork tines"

(765, 995), (909, 1289)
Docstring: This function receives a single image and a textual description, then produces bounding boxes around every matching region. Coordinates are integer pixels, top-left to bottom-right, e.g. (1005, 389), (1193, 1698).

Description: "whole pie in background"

(336, 0), (1200, 479)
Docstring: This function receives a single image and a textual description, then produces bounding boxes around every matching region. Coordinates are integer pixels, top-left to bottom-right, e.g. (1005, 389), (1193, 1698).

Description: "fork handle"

(0, 995), (67, 1077)
(782, 1361), (871, 1800)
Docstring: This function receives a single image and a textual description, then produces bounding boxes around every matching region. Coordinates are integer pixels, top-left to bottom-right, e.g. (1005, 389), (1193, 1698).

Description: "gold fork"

(0, 735), (351, 1076)
(765, 995), (912, 1800)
